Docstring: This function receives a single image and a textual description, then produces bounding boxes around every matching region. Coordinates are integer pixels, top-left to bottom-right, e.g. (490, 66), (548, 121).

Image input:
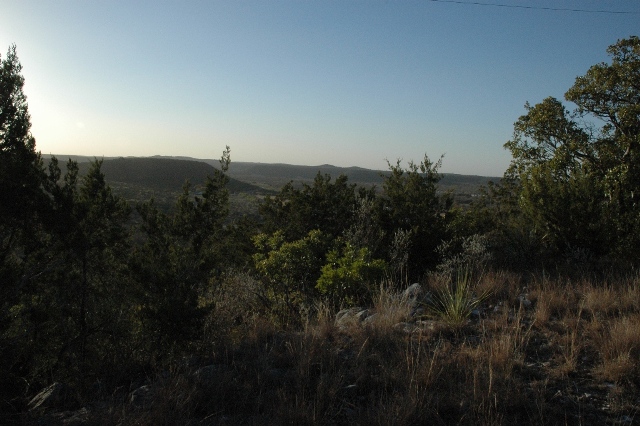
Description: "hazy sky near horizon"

(2, 1), (638, 176)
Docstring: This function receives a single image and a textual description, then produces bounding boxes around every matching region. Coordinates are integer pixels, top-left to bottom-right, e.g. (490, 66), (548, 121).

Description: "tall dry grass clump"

(593, 313), (640, 382)
(368, 282), (413, 329)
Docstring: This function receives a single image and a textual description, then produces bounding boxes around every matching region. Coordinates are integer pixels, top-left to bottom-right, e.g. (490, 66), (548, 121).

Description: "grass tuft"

(428, 269), (493, 327)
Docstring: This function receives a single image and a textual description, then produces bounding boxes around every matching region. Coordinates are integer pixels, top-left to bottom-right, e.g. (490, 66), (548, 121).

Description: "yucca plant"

(429, 268), (492, 326)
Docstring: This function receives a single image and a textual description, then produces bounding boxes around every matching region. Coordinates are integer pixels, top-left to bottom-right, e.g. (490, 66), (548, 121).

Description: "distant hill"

(232, 161), (498, 188)
(227, 162), (386, 189)
(81, 157), (267, 194)
(43, 154), (500, 205)
(44, 155), (268, 194)
(43, 154), (120, 164)
(148, 155), (500, 192)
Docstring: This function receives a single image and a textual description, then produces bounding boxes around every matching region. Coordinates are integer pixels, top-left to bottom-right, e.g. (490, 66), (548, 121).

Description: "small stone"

(403, 283), (423, 298)
(335, 307), (374, 329)
(335, 307), (364, 329)
(518, 294), (532, 308)
(415, 320), (438, 331)
(394, 322), (416, 334)
(129, 385), (153, 405)
(59, 407), (90, 425)
(355, 309), (371, 321)
(363, 313), (377, 324)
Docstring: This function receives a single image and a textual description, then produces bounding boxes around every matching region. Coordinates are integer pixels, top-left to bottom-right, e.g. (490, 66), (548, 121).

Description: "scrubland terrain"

(25, 272), (640, 425)
(4, 37), (640, 426)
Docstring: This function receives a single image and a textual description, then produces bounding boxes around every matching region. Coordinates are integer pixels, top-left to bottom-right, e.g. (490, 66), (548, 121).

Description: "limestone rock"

(402, 283), (424, 307)
(336, 307), (370, 329)
(402, 283), (432, 316)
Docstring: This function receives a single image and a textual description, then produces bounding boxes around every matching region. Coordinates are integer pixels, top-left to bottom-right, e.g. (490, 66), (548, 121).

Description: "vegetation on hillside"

(1, 37), (639, 424)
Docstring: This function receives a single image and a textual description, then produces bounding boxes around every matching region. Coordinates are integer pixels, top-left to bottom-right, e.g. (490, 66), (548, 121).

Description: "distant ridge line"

(41, 154), (501, 180)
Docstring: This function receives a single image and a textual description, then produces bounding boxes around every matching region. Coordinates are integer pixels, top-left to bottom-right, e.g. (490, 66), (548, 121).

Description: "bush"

(316, 243), (387, 306)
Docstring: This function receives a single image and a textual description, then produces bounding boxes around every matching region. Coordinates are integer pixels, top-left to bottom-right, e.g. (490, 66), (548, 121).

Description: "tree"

(68, 160), (132, 376)
(0, 45), (50, 407)
(131, 147), (233, 362)
(259, 172), (369, 241)
(565, 36), (640, 258)
(1, 156), (137, 402)
(378, 155), (453, 280)
(0, 45), (45, 268)
(467, 176), (550, 270)
(503, 36), (640, 264)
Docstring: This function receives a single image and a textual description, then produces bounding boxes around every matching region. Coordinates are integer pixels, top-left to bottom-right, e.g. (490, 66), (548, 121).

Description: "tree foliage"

(259, 172), (371, 241)
(253, 229), (329, 323)
(131, 147), (233, 361)
(378, 155), (453, 279)
(0, 45), (43, 232)
(494, 36), (640, 265)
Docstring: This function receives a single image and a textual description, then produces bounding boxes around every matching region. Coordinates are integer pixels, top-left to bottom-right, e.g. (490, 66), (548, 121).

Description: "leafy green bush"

(253, 229), (329, 323)
(316, 243), (387, 305)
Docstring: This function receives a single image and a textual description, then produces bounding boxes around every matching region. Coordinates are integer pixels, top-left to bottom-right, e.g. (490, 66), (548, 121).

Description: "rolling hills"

(43, 155), (499, 210)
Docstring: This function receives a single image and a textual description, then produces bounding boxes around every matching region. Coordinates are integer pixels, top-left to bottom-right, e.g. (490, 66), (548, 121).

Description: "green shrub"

(316, 243), (386, 305)
(253, 229), (329, 323)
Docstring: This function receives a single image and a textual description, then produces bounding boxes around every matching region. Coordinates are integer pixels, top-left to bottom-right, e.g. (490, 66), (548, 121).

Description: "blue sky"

(2, 1), (638, 176)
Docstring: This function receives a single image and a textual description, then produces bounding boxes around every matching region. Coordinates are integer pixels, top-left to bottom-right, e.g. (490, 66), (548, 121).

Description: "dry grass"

(593, 313), (640, 382)
(582, 285), (620, 318)
(583, 280), (640, 319)
(41, 272), (640, 425)
(367, 282), (413, 330)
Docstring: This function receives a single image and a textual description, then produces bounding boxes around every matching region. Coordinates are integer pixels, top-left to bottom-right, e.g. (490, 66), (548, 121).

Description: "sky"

(2, 1), (639, 176)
